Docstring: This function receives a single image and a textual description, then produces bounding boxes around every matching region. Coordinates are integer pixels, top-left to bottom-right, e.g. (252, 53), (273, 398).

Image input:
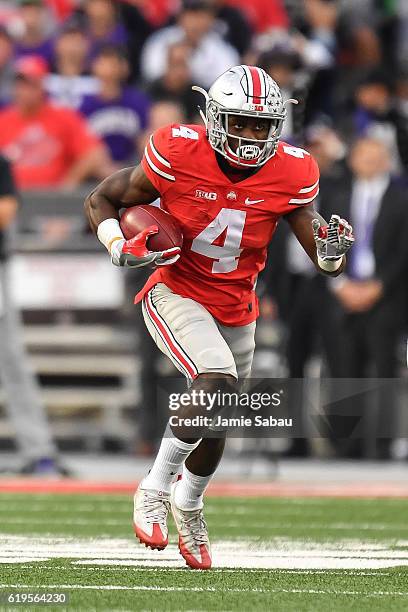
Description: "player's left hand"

(312, 214), (354, 261)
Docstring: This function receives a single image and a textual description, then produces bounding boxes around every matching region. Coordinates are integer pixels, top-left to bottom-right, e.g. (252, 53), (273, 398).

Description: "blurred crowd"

(0, 0), (407, 469)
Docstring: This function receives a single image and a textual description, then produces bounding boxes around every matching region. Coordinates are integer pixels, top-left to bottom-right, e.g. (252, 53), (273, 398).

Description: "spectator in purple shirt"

(81, 0), (129, 60)
(79, 45), (150, 164)
(14, 0), (55, 67)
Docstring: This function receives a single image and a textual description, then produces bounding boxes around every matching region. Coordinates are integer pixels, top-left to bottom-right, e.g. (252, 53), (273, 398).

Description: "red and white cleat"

(133, 486), (170, 550)
(170, 482), (212, 570)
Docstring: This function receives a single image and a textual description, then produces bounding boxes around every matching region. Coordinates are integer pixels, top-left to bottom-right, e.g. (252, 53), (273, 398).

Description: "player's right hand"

(110, 226), (181, 268)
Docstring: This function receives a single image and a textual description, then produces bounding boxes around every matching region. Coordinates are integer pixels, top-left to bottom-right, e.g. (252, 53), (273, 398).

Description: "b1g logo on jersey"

(195, 189), (218, 201)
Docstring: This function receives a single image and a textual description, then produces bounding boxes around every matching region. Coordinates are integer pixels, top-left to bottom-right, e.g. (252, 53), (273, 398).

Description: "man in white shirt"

(45, 26), (99, 109)
(331, 138), (392, 312)
(140, 0), (239, 89)
(322, 137), (408, 458)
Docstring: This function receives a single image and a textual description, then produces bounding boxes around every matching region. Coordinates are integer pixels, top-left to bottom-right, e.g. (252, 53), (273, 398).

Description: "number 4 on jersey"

(171, 126), (199, 140)
(283, 145), (309, 159)
(191, 208), (246, 273)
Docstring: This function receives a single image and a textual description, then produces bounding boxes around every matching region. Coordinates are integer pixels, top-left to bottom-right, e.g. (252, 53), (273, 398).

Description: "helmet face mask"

(194, 65), (288, 168)
(216, 109), (282, 167)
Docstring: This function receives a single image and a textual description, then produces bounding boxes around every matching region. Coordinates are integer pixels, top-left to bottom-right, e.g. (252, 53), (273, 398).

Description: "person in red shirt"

(45, 0), (75, 22)
(85, 65), (354, 569)
(0, 55), (114, 190)
(224, 0), (289, 33)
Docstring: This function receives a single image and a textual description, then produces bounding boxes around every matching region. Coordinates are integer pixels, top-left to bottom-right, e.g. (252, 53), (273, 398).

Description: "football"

(120, 205), (183, 252)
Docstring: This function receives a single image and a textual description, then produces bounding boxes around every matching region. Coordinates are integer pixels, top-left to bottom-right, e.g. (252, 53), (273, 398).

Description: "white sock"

(174, 465), (213, 510)
(141, 428), (200, 494)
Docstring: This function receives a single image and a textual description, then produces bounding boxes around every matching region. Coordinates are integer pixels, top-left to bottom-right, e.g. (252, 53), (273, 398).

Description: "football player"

(85, 65), (354, 569)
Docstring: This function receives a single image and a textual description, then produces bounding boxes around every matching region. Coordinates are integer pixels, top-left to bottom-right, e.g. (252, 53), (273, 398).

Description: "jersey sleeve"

(141, 126), (175, 195)
(287, 153), (320, 208)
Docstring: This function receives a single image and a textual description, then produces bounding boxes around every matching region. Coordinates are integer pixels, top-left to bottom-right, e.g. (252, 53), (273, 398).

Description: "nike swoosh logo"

(245, 198), (264, 205)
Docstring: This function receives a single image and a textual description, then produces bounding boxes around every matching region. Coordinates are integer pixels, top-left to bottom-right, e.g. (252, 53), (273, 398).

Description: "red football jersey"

(136, 124), (319, 326)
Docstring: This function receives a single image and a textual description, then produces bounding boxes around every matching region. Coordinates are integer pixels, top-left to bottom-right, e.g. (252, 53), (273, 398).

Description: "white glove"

(110, 226), (181, 268)
(312, 214), (354, 261)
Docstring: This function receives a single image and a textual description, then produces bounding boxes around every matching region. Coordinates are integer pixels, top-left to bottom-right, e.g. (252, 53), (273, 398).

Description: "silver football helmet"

(193, 65), (296, 167)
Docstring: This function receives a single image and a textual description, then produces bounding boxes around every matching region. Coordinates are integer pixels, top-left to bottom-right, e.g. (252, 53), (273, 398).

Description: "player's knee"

(195, 372), (235, 387)
(192, 373), (235, 413)
(193, 373), (235, 404)
(167, 372), (231, 437)
(193, 371), (236, 396)
(196, 347), (237, 379)
(175, 372), (235, 422)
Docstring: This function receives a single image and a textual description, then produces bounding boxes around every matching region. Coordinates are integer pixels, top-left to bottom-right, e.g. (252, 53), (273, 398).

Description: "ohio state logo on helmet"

(192, 65), (297, 168)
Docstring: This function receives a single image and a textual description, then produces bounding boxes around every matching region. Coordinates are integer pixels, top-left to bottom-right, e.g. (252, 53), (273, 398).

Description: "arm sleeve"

(141, 125), (175, 195)
(0, 156), (16, 197)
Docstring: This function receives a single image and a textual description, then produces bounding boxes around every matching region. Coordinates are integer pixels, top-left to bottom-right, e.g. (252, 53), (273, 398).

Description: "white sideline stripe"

(6, 566), (389, 576)
(1, 585), (408, 597)
(299, 179), (319, 194)
(2, 536), (408, 569)
(149, 135), (171, 168)
(0, 584), (269, 593)
(144, 148), (175, 181)
(0, 558), (50, 563)
(289, 189), (320, 205)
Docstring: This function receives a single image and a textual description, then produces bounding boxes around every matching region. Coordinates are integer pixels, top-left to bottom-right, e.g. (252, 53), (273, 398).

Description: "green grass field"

(0, 492), (407, 611)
